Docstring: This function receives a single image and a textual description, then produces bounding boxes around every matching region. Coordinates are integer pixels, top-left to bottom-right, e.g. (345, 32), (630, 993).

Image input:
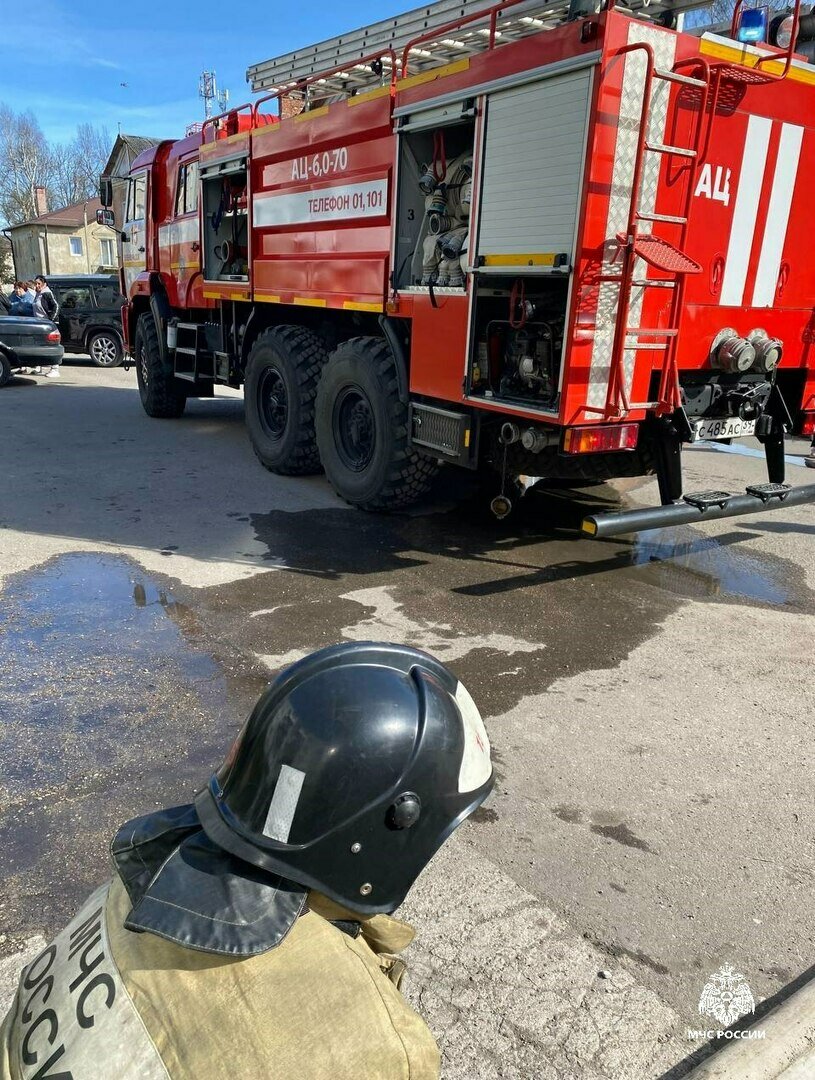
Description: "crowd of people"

(0, 274), (61, 378)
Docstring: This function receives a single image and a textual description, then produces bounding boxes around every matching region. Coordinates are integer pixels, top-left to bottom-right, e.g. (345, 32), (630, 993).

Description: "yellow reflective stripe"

(199, 131), (248, 154)
(347, 86), (392, 106)
(252, 123), (281, 141)
(254, 292), (282, 303)
(293, 297), (327, 307)
(396, 58), (469, 92)
(342, 300), (384, 312)
(294, 106), (330, 123)
(699, 39), (815, 84)
(481, 253), (558, 267)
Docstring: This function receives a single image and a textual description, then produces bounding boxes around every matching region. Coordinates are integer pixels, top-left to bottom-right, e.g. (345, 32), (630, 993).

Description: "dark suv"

(47, 275), (126, 368)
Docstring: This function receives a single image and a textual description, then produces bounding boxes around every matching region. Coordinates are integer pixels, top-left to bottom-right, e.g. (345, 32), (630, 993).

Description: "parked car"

(46, 275), (126, 368)
(0, 317), (63, 386)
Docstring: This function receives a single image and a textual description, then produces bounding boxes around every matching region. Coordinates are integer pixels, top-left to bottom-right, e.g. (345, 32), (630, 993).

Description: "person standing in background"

(32, 275), (61, 378)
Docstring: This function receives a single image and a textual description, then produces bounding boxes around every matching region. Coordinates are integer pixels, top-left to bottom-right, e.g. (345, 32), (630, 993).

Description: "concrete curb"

(684, 977), (815, 1079)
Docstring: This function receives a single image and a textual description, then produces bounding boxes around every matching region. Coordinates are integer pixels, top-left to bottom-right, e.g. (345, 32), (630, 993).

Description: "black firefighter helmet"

(194, 640), (494, 915)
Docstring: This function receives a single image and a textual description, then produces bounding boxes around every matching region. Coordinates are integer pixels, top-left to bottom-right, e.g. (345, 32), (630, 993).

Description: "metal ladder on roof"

(246, 0), (710, 99)
(595, 46), (712, 420)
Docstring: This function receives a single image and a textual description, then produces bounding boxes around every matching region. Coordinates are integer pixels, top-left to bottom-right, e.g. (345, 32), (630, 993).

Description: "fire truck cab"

(107, 0), (815, 536)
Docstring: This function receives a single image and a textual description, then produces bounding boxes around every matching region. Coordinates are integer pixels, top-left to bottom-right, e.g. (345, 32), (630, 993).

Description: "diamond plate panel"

(586, 25), (677, 411)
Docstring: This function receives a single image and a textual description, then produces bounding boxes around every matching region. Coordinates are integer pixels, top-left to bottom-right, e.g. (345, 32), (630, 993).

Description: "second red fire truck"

(103, 0), (815, 535)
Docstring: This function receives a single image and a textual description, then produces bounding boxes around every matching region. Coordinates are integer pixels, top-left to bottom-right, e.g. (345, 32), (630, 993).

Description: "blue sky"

(0, 1), (412, 146)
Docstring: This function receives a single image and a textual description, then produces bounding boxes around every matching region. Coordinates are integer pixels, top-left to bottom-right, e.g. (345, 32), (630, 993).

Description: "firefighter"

(0, 642), (494, 1080)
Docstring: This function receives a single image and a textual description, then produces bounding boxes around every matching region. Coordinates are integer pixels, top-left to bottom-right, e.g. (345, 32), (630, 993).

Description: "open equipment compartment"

(467, 274), (569, 410)
(466, 64), (594, 411)
(201, 156), (249, 283)
(394, 101), (477, 290)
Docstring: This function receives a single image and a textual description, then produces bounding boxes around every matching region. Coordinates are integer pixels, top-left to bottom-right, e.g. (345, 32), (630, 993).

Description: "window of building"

(69, 236), (83, 257)
(100, 238), (115, 265)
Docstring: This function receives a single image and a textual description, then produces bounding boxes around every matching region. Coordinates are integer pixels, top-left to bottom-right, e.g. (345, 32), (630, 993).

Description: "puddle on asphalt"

(0, 553), (236, 801)
(247, 478), (796, 609)
(629, 529), (789, 605)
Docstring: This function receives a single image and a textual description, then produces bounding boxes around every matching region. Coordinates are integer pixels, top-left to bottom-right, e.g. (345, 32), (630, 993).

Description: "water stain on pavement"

(181, 479), (812, 726)
(585, 933), (671, 977)
(590, 822), (655, 854)
(0, 553), (264, 946)
(552, 806), (655, 853)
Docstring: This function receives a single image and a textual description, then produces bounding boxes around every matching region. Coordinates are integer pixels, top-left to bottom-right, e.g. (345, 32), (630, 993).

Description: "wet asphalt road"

(1, 360), (814, 1078)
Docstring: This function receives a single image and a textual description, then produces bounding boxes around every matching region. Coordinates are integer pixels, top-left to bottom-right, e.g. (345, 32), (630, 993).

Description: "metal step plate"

(683, 490), (732, 510)
(745, 483), (791, 502)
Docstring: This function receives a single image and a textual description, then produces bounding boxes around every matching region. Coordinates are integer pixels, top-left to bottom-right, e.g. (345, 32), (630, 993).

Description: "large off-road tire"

(87, 330), (123, 368)
(315, 336), (438, 510)
(244, 325), (328, 475)
(134, 312), (186, 418)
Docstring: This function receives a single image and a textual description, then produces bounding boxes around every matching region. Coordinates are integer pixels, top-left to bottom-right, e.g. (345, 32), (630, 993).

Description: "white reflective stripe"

(263, 764), (306, 842)
(158, 216), (200, 247)
(751, 123), (803, 308)
(454, 681), (492, 794)
(9, 884), (168, 1080)
(719, 114), (772, 307)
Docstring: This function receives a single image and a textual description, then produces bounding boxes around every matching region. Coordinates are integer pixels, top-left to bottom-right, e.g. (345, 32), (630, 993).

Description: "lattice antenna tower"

(199, 70), (230, 119)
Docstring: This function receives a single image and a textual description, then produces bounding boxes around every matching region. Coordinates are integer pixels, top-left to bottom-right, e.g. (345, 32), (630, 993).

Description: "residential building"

(6, 196), (119, 280)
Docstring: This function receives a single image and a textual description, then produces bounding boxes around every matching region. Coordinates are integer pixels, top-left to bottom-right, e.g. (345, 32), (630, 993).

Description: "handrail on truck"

(401, 0), (550, 79)
(729, 0), (803, 80)
(201, 102), (255, 144)
(251, 48), (399, 124)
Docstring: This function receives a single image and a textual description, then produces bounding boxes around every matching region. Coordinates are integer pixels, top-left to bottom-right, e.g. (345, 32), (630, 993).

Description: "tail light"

(46, 330), (61, 343)
(801, 413), (815, 437)
(563, 423), (639, 454)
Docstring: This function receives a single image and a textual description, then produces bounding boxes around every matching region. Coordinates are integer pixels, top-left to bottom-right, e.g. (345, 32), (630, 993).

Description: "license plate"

(691, 416), (756, 442)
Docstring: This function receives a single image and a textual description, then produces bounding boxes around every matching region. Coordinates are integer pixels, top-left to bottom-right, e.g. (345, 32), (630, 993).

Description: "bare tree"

(0, 237), (13, 285)
(0, 107), (52, 226)
(0, 106), (111, 226)
(50, 123), (111, 208)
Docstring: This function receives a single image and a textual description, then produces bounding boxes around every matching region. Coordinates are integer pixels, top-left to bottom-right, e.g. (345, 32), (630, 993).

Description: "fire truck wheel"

(244, 325), (327, 475)
(315, 336), (438, 510)
(134, 313), (187, 419)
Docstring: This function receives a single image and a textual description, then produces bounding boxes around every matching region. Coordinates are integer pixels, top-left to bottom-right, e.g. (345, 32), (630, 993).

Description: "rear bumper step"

(582, 483), (815, 538)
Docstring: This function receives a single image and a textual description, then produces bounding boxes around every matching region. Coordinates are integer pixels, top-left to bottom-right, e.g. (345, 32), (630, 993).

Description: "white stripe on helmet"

(454, 681), (492, 793)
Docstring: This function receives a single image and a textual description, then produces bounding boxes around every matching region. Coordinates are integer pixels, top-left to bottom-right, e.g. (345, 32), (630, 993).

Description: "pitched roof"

(8, 198), (104, 229)
(103, 133), (162, 177)
(121, 134), (161, 155)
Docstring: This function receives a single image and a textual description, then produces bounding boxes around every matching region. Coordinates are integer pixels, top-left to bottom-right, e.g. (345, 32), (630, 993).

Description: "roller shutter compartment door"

(477, 68), (592, 261)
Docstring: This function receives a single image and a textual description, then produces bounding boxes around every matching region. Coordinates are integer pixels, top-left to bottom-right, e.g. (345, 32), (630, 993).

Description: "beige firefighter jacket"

(0, 875), (440, 1079)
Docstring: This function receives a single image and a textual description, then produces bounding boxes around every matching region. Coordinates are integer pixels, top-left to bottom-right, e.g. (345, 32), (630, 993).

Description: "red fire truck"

(103, 0), (815, 536)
